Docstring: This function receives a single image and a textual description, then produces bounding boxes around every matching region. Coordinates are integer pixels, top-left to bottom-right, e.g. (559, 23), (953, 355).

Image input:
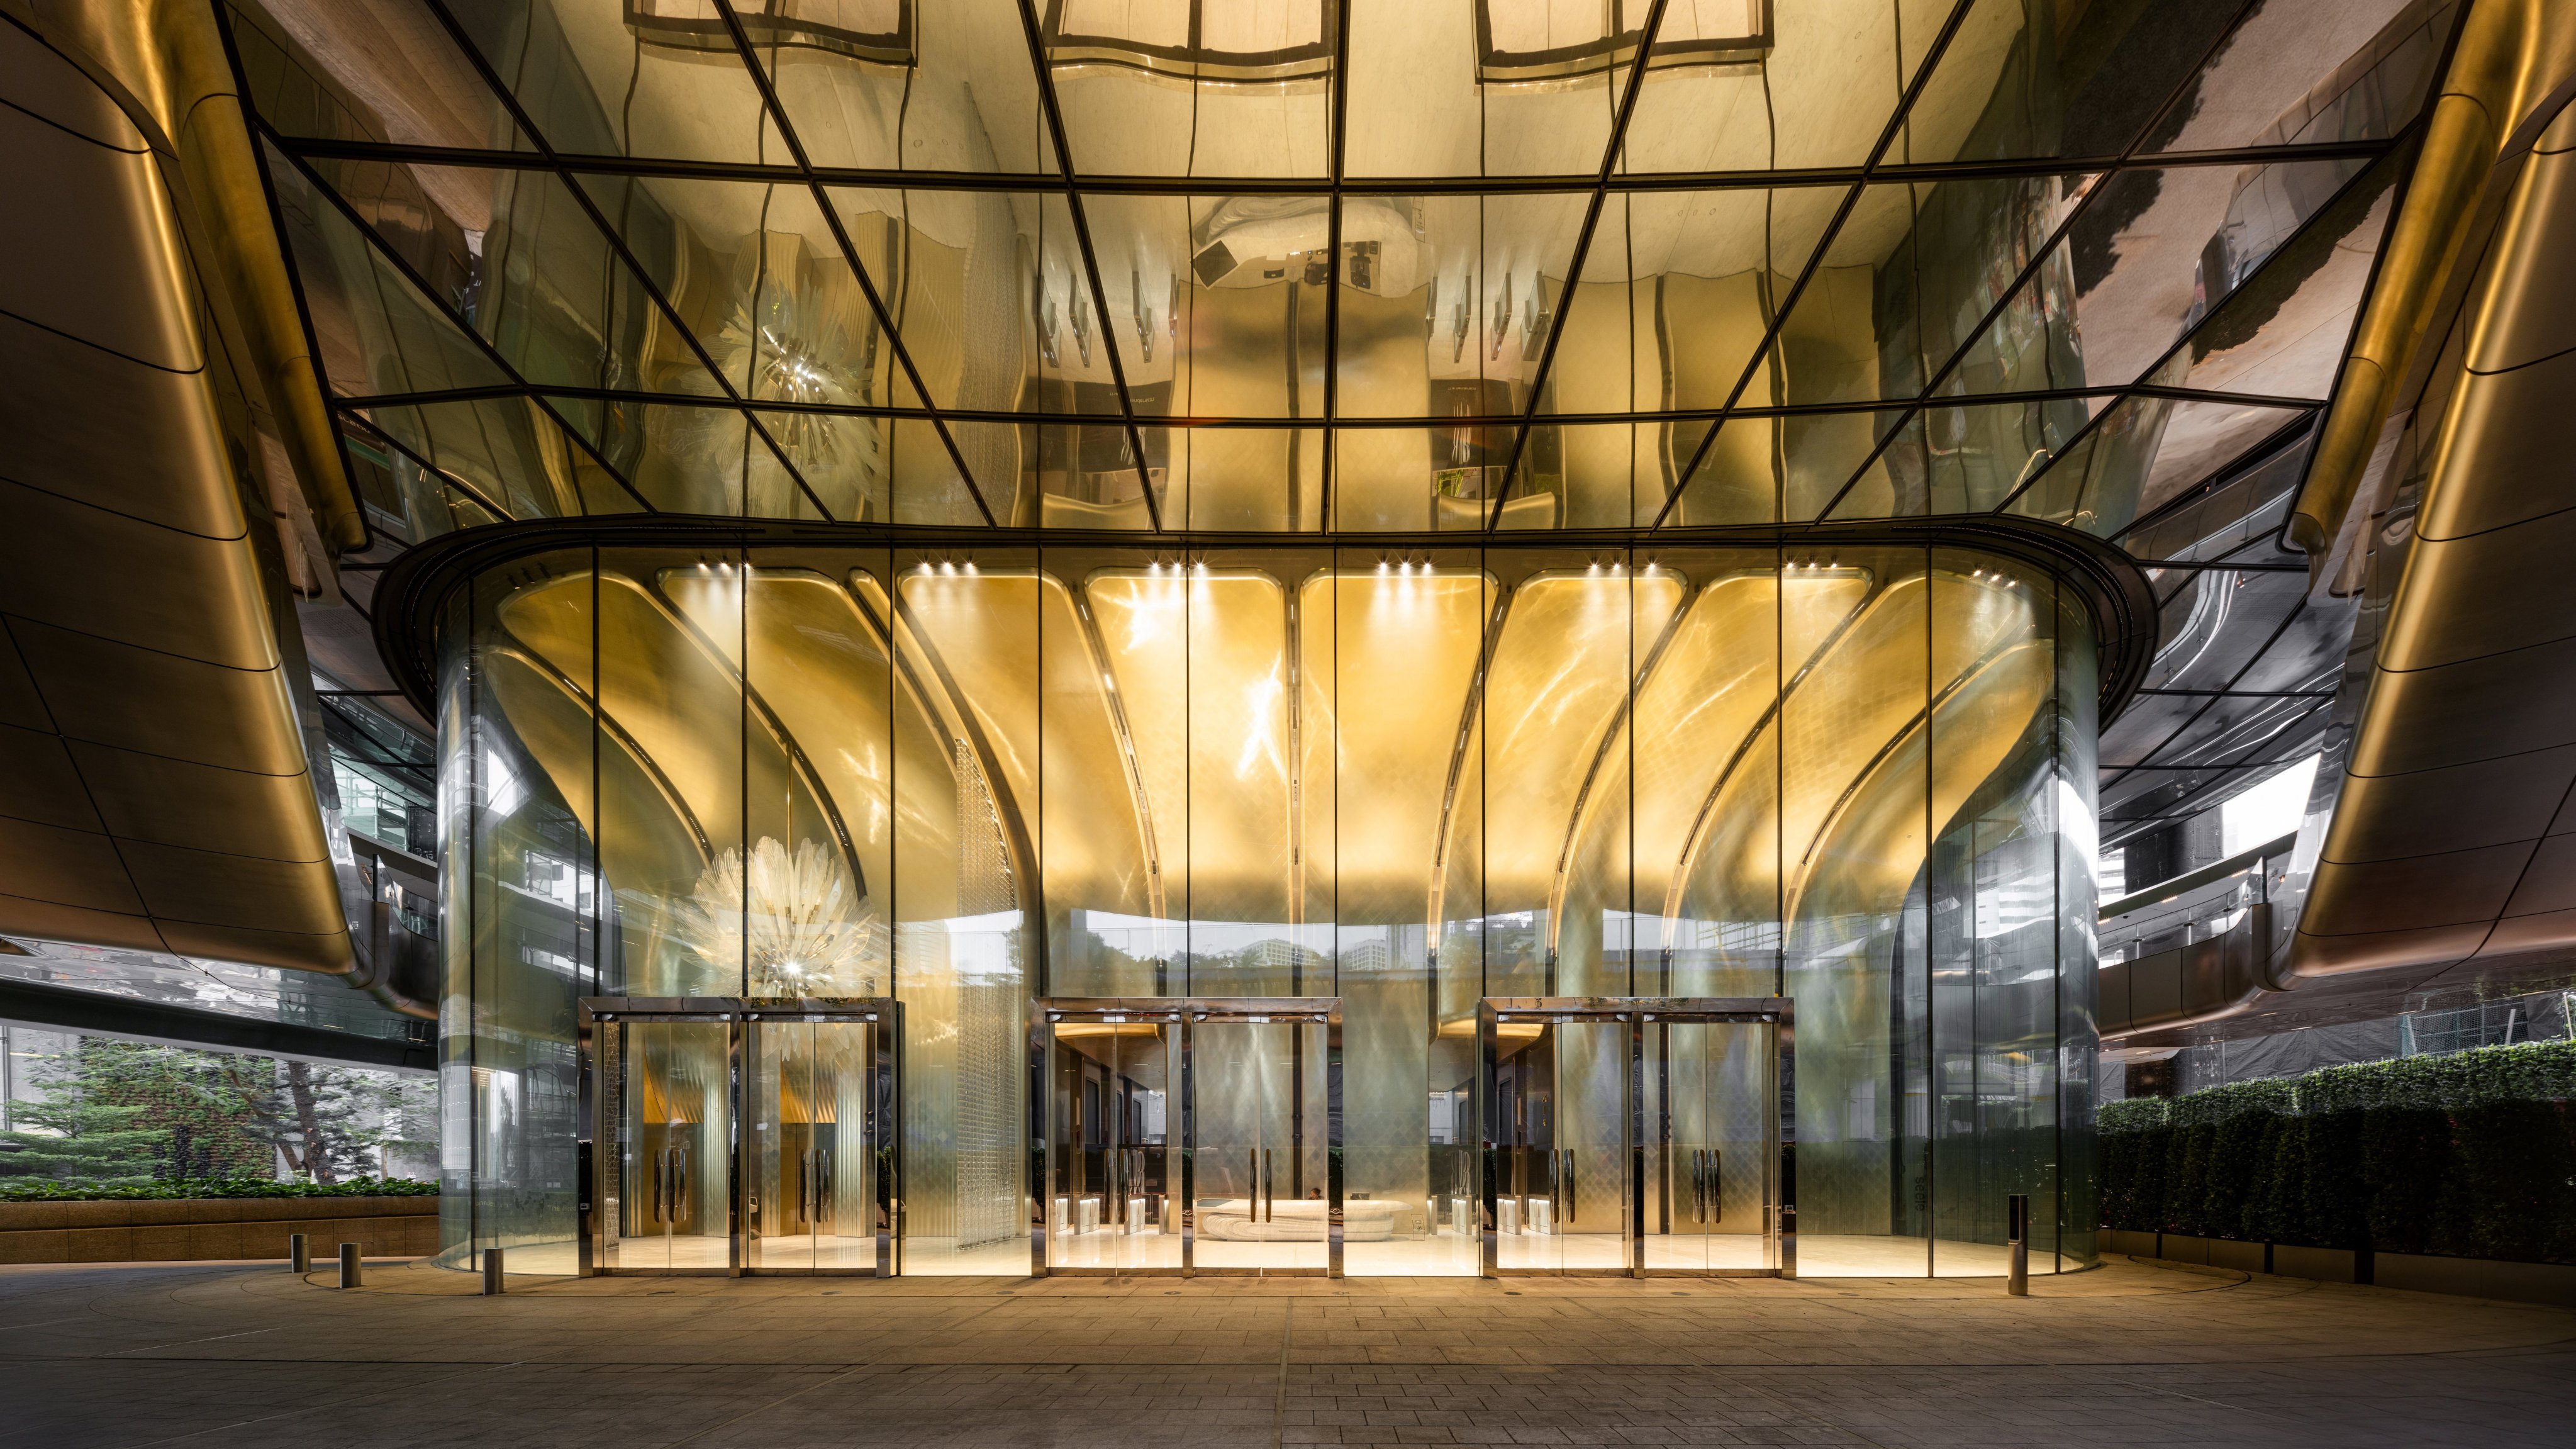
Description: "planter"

(0, 1195), (438, 1265)
(2105, 1229), (2575, 1306)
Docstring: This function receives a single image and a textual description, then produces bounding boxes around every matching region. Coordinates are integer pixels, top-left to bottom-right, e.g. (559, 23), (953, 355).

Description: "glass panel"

(2159, 157), (2399, 402)
(1642, 1019), (1775, 1272)
(1333, 193), (1593, 419)
(605, 1019), (733, 1272)
(1047, 4), (1332, 176)
(230, 0), (526, 152)
(443, 0), (789, 164)
(748, 1019), (881, 1272)
(747, 0), (1054, 173)
(1191, 1018), (1329, 1271)
(1929, 551), (2060, 1275)
(1492, 1016), (1626, 1272)
(869, 558), (1034, 1274)
(1620, 0), (1930, 174)
(1083, 193), (1325, 419)
(1045, 1019), (1180, 1270)
(2146, 0), (2455, 155)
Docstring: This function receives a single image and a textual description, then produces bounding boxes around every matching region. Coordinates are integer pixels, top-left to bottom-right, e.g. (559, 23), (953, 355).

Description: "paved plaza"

(0, 1256), (2567, 1446)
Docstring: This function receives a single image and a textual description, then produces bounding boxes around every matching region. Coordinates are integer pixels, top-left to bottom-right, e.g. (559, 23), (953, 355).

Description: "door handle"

(1690, 1148), (1705, 1224)
(1262, 1148), (1274, 1221)
(1707, 1149), (1720, 1224)
(671, 1146), (686, 1225)
(1561, 1149), (1575, 1224)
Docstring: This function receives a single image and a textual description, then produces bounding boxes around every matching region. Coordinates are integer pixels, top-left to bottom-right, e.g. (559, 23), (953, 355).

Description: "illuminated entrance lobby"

(413, 535), (2126, 1279)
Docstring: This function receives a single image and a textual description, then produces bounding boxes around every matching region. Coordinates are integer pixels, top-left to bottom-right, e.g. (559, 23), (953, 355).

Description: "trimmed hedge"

(2100, 1039), (2576, 1262)
(0, 1176), (437, 1202)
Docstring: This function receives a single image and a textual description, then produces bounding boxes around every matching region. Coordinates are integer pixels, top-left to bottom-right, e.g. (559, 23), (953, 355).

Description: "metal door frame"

(578, 997), (903, 1278)
(1031, 997), (1344, 1278)
(1477, 997), (1794, 1279)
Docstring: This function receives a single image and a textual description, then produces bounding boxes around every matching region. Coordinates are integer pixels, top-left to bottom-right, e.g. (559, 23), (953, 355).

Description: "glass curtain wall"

(440, 542), (2097, 1276)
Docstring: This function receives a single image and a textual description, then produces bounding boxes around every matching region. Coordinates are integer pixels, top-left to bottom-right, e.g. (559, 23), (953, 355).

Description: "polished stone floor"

(0, 1255), (2568, 1447)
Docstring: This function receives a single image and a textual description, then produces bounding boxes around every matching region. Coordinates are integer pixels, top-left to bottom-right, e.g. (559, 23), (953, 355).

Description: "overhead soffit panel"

(0, 20), (350, 975)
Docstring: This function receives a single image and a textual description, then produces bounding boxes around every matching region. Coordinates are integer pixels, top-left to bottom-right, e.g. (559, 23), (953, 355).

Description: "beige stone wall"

(0, 1196), (438, 1263)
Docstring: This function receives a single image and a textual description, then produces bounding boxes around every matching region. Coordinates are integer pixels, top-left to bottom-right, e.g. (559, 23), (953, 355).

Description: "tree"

(0, 1051), (167, 1182)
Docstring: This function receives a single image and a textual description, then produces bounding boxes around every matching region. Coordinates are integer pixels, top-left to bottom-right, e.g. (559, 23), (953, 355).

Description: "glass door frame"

(1476, 997), (1794, 1279)
(578, 996), (904, 1278)
(1030, 997), (1344, 1278)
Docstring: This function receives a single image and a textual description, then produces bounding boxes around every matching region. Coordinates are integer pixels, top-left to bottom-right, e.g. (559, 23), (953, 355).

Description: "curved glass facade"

(437, 540), (2097, 1276)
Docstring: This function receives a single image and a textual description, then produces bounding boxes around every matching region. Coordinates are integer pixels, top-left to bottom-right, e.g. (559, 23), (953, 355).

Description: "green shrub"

(2298, 1109), (2368, 1250)
(2445, 1099), (2573, 1261)
(2358, 1106), (2448, 1254)
(2204, 1111), (2271, 1238)
(0, 1176), (437, 1202)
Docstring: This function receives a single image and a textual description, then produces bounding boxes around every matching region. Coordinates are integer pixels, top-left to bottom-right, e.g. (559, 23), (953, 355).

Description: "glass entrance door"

(1642, 1015), (1780, 1273)
(1034, 997), (1342, 1276)
(1040, 1007), (1180, 1272)
(747, 1014), (895, 1275)
(1480, 998), (1792, 1277)
(1485, 1007), (1631, 1273)
(1190, 1013), (1330, 1273)
(596, 1013), (735, 1274)
(583, 998), (901, 1276)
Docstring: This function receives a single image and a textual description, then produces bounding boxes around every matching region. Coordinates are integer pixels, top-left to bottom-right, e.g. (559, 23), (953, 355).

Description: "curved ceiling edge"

(373, 516), (2158, 726)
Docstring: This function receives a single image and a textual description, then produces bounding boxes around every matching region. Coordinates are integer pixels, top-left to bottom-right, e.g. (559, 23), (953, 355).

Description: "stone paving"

(0, 1255), (2567, 1446)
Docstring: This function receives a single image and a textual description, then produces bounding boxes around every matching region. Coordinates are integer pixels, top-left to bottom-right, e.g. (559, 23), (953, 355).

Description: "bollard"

(338, 1241), (362, 1289)
(482, 1246), (506, 1295)
(2005, 1193), (2029, 1297)
(289, 1233), (309, 1274)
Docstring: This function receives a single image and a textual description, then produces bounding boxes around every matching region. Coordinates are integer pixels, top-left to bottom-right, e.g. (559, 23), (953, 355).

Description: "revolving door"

(1479, 997), (1792, 1277)
(1032, 998), (1344, 1277)
(581, 997), (901, 1276)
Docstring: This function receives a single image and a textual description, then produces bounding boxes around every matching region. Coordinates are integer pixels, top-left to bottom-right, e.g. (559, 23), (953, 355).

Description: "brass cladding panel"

(0, 816), (147, 915)
(2463, 119), (2576, 376)
(6, 622), (306, 776)
(0, 14), (350, 975)
(68, 740), (333, 863)
(0, 889), (169, 954)
(2321, 746), (2576, 863)
(0, 479), (279, 673)
(2343, 634), (2576, 781)
(0, 77), (200, 372)
(0, 722), (104, 832)
(2382, 466), (2576, 671)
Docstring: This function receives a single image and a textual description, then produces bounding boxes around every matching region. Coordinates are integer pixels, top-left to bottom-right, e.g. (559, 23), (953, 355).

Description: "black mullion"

(1485, 0), (1673, 529)
(1012, 0), (1167, 531)
(332, 377), (2332, 430)
(1646, 0), (1987, 531)
(1320, 0), (1351, 529)
(260, 132), (659, 514)
(1809, 1), (2274, 525)
(415, 0), (837, 523)
(707, 0), (1000, 527)
(1985, 142), (2412, 519)
(269, 135), (2400, 198)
